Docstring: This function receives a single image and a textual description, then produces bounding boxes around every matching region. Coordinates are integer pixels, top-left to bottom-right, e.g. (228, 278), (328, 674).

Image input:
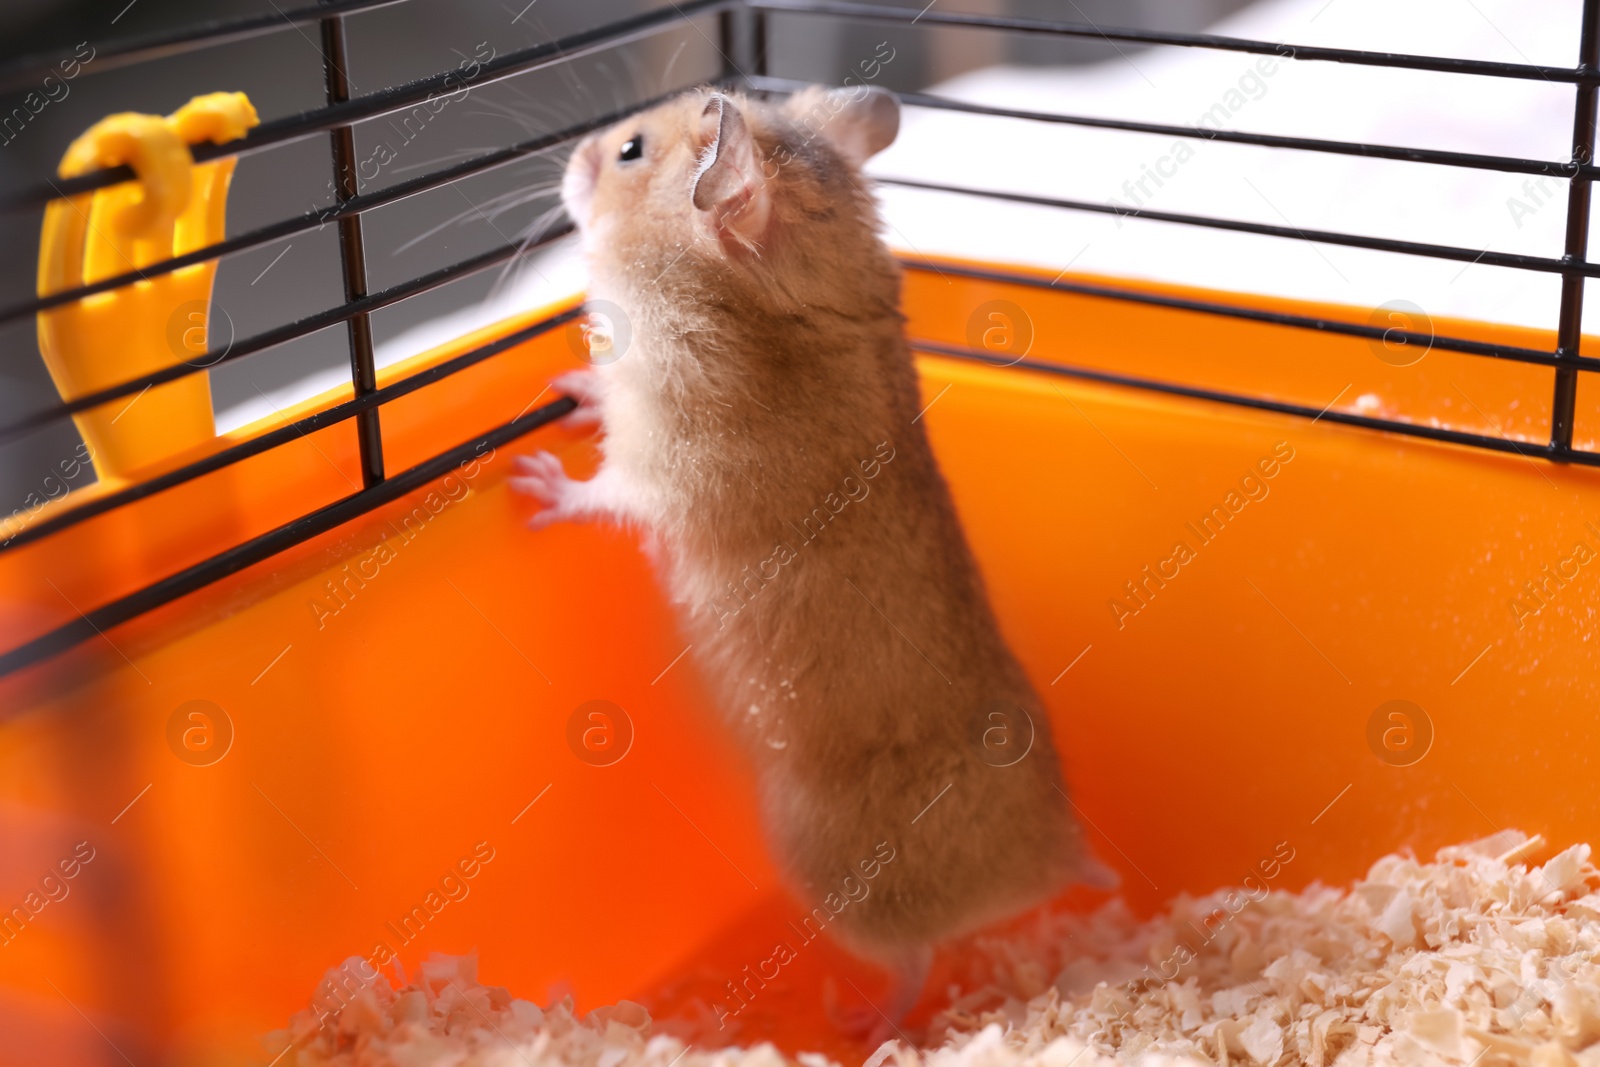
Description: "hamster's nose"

(561, 137), (602, 225)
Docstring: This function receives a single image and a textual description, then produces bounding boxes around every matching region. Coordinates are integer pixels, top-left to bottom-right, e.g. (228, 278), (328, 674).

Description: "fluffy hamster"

(515, 85), (1109, 1006)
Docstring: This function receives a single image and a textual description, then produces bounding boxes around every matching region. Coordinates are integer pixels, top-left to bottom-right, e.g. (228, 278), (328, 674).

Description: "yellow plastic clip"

(36, 91), (259, 483)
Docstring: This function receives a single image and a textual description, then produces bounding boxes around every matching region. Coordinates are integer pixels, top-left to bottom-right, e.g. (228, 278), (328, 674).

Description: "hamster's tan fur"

(516, 87), (1104, 976)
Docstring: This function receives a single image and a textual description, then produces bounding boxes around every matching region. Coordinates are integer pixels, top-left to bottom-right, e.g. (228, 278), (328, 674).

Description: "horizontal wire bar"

(0, 0), (408, 94)
(4, 81), (703, 325)
(744, 74), (1595, 180)
(15, 247), (1591, 550)
(749, 0), (1600, 85)
(0, 223), (575, 448)
(14, 66), (1579, 329)
(5, 3), (1588, 678)
(0, 0), (735, 214)
(897, 257), (1600, 372)
(878, 176), (1600, 278)
(0, 394), (577, 682)
(0, 306), (582, 554)
(8, 327), (1585, 679)
(911, 336), (1600, 468)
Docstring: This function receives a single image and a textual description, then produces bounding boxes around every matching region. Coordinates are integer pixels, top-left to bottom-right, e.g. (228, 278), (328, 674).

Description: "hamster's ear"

(785, 85), (900, 167)
(691, 94), (771, 247)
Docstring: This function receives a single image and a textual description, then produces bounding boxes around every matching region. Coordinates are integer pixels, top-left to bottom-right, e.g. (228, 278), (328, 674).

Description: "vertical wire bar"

(719, 7), (768, 82)
(753, 9), (768, 78)
(719, 8), (740, 80)
(320, 9), (386, 487)
(1549, 0), (1599, 454)
(719, 8), (735, 76)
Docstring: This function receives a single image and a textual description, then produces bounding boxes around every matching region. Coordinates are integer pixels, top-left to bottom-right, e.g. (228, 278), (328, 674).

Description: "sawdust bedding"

(270, 831), (1600, 1067)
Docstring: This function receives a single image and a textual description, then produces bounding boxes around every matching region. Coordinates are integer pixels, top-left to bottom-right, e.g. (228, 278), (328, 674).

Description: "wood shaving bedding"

(272, 832), (1600, 1067)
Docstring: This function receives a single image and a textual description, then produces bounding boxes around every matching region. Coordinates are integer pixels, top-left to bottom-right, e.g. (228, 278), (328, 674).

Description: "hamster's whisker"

(484, 202), (568, 299)
(471, 189), (561, 227)
(389, 179), (562, 258)
(590, 60), (629, 113)
(616, 48), (649, 100)
(385, 148), (492, 176)
(531, 200), (570, 228)
(502, 78), (588, 127)
(483, 189), (563, 223)
(514, 203), (572, 252)
(657, 39), (690, 94)
(476, 179), (561, 208)
(463, 96), (556, 134)
(391, 202), (497, 256)
(554, 61), (602, 116)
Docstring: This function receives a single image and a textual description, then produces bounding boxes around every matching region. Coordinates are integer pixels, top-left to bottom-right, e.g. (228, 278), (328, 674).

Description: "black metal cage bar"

(0, 0), (409, 94)
(2, 0), (1597, 680)
(874, 174), (1598, 278)
(0, 93), (679, 328)
(0, 0), (737, 213)
(1, 304), (583, 555)
(4, 227), (574, 451)
(0, 395), (578, 678)
(748, 0), (1600, 85)
(1550, 0), (1600, 451)
(752, 76), (1595, 180)
(321, 10), (386, 488)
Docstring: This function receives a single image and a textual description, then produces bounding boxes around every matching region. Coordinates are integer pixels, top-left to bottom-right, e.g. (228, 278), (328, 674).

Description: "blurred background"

(0, 0), (1588, 517)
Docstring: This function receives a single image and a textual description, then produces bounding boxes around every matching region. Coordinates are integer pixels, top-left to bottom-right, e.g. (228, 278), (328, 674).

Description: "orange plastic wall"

(1, 262), (1598, 1067)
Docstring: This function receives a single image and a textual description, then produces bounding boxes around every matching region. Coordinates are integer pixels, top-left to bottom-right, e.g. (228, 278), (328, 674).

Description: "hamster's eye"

(618, 136), (644, 163)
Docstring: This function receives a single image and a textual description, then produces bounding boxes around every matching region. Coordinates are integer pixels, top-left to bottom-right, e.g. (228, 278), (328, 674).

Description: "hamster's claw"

(510, 451), (579, 529)
(551, 368), (603, 429)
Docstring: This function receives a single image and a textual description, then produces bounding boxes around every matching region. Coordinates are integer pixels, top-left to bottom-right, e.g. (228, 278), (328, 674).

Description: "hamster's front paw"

(510, 452), (583, 529)
(551, 369), (603, 429)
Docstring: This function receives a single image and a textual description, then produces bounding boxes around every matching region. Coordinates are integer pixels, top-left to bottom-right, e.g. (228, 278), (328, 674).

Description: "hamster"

(513, 85), (1110, 1020)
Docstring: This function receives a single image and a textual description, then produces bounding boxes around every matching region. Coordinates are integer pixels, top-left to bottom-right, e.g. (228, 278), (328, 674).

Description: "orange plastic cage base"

(2, 259), (1599, 1066)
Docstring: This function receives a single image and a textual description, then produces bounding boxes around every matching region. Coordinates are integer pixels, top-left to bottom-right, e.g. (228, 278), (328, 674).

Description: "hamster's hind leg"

(824, 944), (934, 1045)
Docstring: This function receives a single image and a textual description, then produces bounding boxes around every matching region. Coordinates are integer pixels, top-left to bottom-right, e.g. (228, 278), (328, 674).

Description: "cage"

(0, 1), (1597, 1065)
